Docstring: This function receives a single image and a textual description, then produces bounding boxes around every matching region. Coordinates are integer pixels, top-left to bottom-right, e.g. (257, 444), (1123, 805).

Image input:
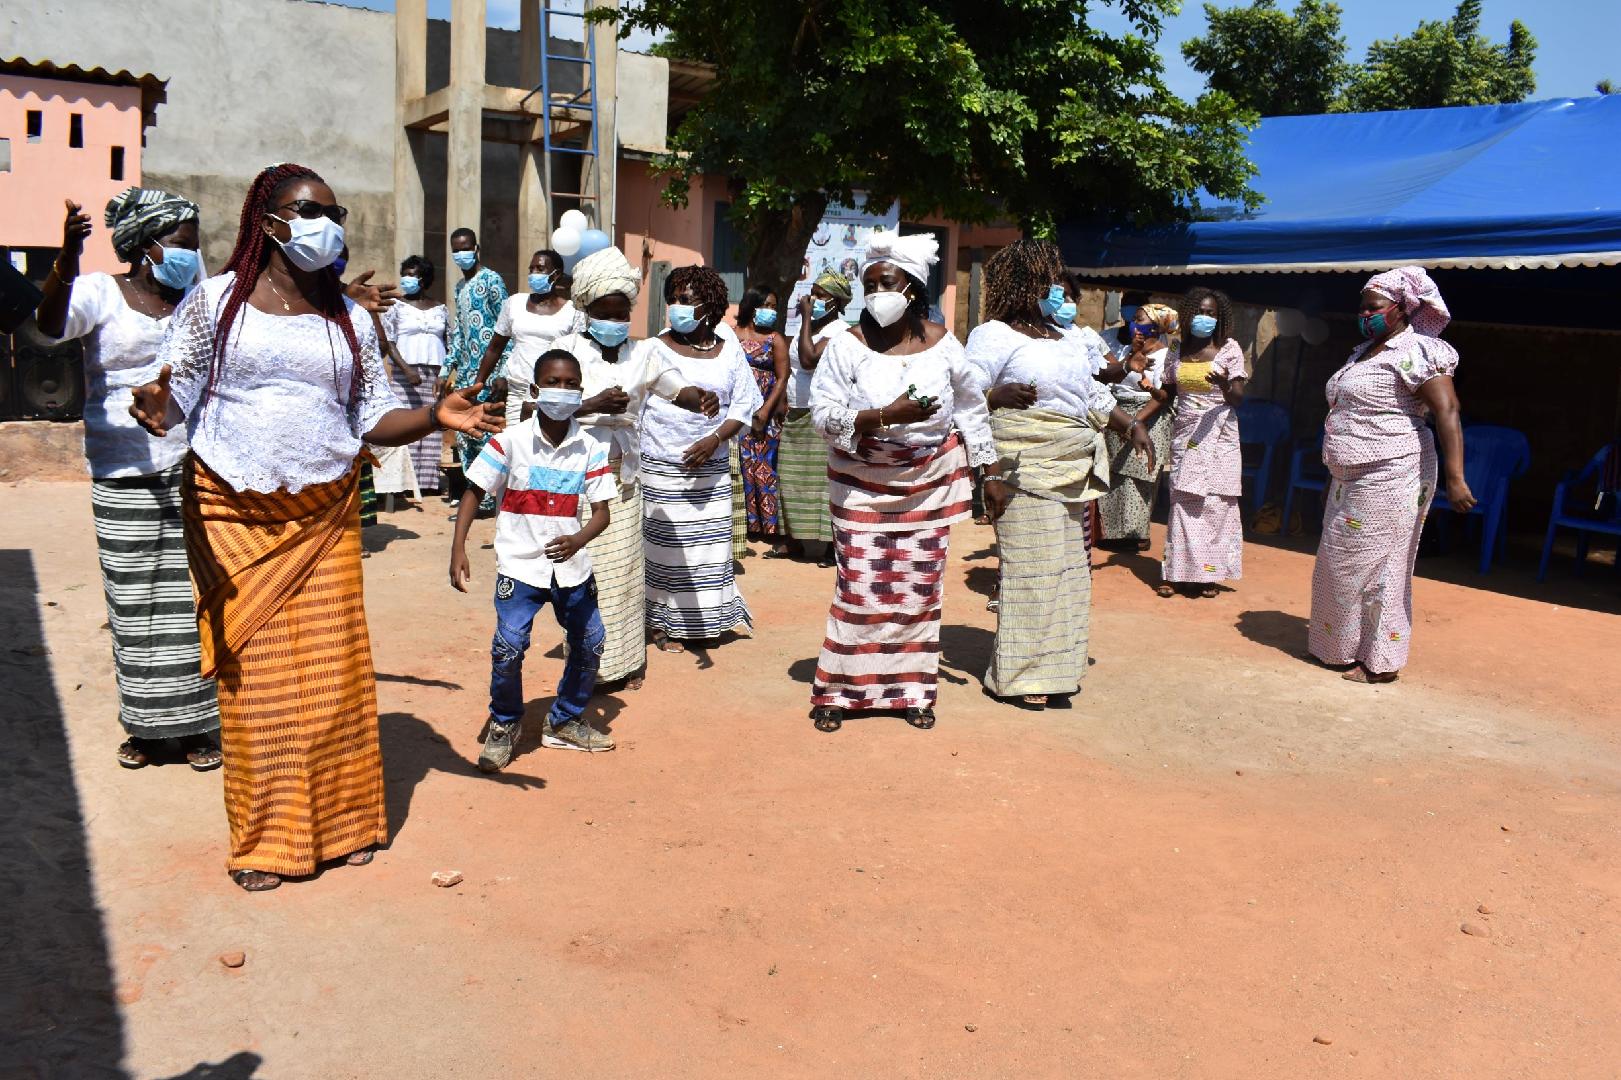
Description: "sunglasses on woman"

(276, 199), (349, 225)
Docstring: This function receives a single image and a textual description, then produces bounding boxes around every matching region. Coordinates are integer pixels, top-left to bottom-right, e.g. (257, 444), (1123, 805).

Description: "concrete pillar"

(447, 0), (486, 285)
(517, 0), (549, 277)
(394, 0), (427, 281)
(584, 0), (619, 236)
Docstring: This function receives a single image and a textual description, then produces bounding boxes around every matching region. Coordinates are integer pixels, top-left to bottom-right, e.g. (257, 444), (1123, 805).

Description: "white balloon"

(551, 226), (582, 257)
(558, 209), (590, 233)
(1274, 307), (1305, 337)
(1301, 317), (1331, 345)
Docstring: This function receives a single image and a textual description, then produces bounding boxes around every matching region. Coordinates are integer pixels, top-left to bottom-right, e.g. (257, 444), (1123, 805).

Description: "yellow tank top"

(1177, 359), (1215, 393)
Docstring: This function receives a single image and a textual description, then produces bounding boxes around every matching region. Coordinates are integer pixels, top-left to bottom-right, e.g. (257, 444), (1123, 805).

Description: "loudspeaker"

(10, 328), (84, 420)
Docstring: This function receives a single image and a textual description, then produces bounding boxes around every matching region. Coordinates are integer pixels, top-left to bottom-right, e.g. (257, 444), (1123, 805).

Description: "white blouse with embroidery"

(809, 330), (995, 465)
(964, 319), (1115, 420)
(157, 273), (401, 494)
(635, 334), (763, 465)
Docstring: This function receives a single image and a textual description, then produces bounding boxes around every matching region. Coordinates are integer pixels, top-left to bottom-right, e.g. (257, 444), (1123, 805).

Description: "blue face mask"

(528, 272), (552, 294)
(588, 318), (629, 348)
(1038, 284), (1066, 318)
(452, 250), (478, 271)
(1119, 304), (1139, 324)
(148, 245), (200, 291)
(753, 307), (777, 330)
(1189, 313), (1218, 338)
(667, 303), (700, 335)
(1131, 321), (1157, 339)
(399, 275), (421, 296)
(1053, 302), (1077, 327)
(331, 256), (348, 277)
(811, 298), (829, 320)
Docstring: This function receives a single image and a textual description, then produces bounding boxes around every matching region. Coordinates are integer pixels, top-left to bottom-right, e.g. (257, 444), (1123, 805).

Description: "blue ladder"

(522, 4), (600, 225)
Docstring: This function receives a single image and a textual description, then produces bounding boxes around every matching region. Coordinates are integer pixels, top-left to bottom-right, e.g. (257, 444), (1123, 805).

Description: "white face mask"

(864, 290), (910, 327)
(268, 213), (345, 272)
(534, 387), (582, 421)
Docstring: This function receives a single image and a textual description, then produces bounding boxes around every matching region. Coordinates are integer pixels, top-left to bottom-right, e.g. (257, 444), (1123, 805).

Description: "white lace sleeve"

(944, 335), (997, 467)
(351, 307), (403, 438)
(723, 342), (764, 426)
(810, 333), (860, 453)
(963, 320), (1011, 385)
(157, 278), (221, 423)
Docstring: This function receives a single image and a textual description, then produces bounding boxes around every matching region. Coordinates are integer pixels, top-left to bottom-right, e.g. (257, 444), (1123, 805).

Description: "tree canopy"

(1181, 0), (1350, 117)
(1335, 0), (1537, 112)
(602, 1), (1259, 299)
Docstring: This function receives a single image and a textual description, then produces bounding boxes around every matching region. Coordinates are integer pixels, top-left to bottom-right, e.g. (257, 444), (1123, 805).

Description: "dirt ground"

(3, 480), (1620, 1080)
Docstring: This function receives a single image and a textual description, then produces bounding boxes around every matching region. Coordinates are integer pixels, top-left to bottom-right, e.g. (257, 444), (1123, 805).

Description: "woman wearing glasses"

(130, 164), (503, 892)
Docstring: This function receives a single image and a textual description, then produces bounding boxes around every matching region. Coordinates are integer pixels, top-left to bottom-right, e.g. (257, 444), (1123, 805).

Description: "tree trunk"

(742, 192), (829, 316)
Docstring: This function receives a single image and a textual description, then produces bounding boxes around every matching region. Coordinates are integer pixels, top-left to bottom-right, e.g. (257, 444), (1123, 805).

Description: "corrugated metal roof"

(0, 57), (168, 129)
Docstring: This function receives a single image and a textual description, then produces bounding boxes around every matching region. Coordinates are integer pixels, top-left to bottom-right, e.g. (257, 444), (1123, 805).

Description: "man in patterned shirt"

(447, 227), (511, 510)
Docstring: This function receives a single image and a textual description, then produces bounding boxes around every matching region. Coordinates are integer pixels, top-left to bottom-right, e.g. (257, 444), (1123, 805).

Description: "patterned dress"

(737, 335), (783, 535)
(447, 266), (510, 478)
(1162, 339), (1245, 584)
(1308, 328), (1456, 674)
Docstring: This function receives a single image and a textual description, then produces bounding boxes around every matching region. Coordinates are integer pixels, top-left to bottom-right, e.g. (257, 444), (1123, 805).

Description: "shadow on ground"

(0, 550), (126, 1075)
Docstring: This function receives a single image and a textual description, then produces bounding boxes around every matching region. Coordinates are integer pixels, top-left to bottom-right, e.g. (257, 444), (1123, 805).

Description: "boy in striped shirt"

(451, 349), (616, 769)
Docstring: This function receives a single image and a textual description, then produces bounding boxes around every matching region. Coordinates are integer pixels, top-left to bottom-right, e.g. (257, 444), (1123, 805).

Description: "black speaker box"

(9, 321), (84, 420)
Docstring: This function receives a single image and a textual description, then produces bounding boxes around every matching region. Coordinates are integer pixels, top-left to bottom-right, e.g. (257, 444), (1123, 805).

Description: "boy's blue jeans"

(490, 574), (605, 728)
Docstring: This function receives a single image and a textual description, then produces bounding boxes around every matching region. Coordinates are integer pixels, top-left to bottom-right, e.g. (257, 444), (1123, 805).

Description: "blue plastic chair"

(1431, 424), (1530, 574)
(1282, 434), (1330, 533)
(1537, 443), (1621, 581)
(1237, 399), (1291, 523)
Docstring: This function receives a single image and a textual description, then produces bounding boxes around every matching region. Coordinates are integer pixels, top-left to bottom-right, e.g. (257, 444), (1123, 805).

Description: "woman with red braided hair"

(131, 163), (503, 892)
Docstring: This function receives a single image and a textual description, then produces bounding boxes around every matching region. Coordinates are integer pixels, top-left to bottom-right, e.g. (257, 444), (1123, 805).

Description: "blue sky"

(332, 0), (1619, 102)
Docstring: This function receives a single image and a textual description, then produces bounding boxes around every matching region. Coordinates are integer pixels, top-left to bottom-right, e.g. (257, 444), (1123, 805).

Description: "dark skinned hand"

(129, 364), (174, 437)
(61, 200), (93, 255)
(582, 387), (631, 416)
(1128, 420), (1157, 473)
(682, 433), (722, 470)
(880, 389), (940, 426)
(344, 271), (400, 315)
(545, 533), (587, 563)
(982, 477), (1011, 523)
(987, 382), (1038, 411)
(437, 382), (506, 435)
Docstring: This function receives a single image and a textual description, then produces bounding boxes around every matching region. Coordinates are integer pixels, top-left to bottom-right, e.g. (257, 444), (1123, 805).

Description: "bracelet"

(878, 408), (886, 427)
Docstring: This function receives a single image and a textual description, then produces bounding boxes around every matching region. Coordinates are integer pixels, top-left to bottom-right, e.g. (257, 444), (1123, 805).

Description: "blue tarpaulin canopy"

(1060, 96), (1621, 276)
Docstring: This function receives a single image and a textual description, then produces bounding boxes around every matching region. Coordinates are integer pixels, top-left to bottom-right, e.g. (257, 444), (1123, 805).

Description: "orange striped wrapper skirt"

(184, 455), (387, 876)
(811, 433), (972, 712)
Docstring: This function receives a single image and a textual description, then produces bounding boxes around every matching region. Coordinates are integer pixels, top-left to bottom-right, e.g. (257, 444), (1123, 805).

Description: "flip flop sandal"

(115, 739), (151, 769)
(231, 869), (281, 892)
(811, 707), (844, 733)
(345, 848), (375, 867)
(650, 632), (685, 654)
(1199, 585), (1219, 598)
(1021, 695), (1048, 708)
(186, 745), (223, 771)
(986, 598), (1001, 612)
(1155, 584), (1176, 598)
(904, 708), (936, 730)
(623, 675), (645, 691)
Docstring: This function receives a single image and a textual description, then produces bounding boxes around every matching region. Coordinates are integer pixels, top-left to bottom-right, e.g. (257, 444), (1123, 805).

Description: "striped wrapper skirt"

(643, 454), (753, 641)
(728, 440), (748, 560)
(91, 464), (219, 739)
(777, 408), (834, 543)
(578, 474), (648, 682)
(1308, 441), (1437, 674)
(982, 490), (1093, 698)
(394, 366), (443, 491)
(184, 456), (387, 876)
(811, 433), (972, 712)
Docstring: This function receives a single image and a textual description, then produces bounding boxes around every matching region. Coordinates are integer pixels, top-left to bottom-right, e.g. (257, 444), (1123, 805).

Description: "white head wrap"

(860, 229), (938, 287)
(570, 245), (641, 308)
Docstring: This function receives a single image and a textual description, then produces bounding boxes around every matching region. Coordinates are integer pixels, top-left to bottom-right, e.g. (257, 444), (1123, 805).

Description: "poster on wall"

(784, 195), (899, 335)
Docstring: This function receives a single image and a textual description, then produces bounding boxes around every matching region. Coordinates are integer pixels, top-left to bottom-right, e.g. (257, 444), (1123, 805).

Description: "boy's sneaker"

(542, 719), (614, 752)
(477, 719), (522, 772)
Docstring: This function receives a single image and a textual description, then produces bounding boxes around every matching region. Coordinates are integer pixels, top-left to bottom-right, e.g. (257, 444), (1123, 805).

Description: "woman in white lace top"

(806, 230), (1001, 733)
(380, 253), (450, 492)
(130, 163), (502, 893)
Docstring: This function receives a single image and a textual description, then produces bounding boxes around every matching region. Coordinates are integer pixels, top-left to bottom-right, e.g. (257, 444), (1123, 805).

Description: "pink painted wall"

(0, 75), (145, 274)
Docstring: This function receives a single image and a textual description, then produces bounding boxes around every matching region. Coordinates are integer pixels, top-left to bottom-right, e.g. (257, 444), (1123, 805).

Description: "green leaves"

(609, 0), (1259, 242)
